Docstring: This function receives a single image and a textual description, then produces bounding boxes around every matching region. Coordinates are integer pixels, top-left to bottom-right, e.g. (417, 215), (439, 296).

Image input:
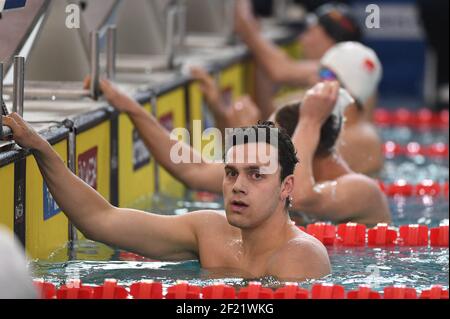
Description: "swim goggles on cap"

(319, 67), (338, 81)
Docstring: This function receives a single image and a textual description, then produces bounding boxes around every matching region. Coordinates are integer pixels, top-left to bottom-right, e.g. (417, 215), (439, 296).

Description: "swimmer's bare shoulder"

(186, 210), (238, 237)
(267, 230), (331, 281)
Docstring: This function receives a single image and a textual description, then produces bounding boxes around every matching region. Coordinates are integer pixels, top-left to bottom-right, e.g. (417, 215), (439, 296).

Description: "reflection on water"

(379, 127), (449, 146)
(381, 156), (449, 184)
(31, 188), (449, 294)
(32, 239), (449, 293)
(389, 197), (449, 227)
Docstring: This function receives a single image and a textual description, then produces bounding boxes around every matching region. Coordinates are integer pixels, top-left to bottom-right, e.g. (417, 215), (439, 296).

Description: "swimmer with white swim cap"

(77, 78), (391, 226)
(233, 0), (362, 119)
(274, 83), (391, 226)
(186, 1), (382, 175)
(191, 42), (385, 176)
(319, 42), (385, 175)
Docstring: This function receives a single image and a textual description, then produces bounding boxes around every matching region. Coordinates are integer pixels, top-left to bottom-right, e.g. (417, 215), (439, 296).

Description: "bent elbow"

(292, 194), (319, 212)
(267, 67), (286, 84)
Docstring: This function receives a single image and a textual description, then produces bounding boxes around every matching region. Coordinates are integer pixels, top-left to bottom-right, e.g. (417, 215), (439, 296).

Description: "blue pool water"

(32, 241), (449, 293)
(31, 191), (449, 293)
(380, 156), (448, 184)
(31, 126), (449, 294)
(378, 127), (449, 145)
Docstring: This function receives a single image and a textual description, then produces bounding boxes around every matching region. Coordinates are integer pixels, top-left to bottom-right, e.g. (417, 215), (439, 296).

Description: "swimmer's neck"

(313, 152), (352, 182)
(344, 103), (364, 125)
(239, 209), (295, 258)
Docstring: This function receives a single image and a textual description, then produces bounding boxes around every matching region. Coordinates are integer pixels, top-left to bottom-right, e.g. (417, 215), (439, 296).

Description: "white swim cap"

(309, 83), (354, 120)
(333, 88), (355, 119)
(320, 42), (383, 106)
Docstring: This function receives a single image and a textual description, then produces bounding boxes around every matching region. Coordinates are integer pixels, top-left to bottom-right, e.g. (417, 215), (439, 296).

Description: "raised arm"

(290, 83), (391, 224)
(235, 0), (319, 87)
(93, 78), (224, 194)
(1, 113), (208, 261)
(191, 67), (262, 132)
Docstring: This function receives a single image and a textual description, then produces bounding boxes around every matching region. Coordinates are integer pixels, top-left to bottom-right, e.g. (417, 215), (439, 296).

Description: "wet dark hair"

(225, 122), (299, 183)
(275, 102), (342, 157)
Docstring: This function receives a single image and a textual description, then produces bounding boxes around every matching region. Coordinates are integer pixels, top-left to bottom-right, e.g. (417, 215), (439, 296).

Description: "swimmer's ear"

(281, 175), (295, 204)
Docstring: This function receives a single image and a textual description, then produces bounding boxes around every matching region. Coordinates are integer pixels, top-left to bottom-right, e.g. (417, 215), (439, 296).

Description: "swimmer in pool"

(275, 83), (391, 226)
(81, 78), (390, 225)
(2, 115), (331, 281)
(191, 42), (385, 176)
(234, 1), (362, 119)
(318, 42), (385, 176)
(234, 1), (384, 175)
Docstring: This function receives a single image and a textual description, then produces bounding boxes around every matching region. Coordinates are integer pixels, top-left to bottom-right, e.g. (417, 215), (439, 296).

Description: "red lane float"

(92, 279), (129, 299)
(398, 225), (429, 246)
(302, 222), (448, 247)
(368, 224), (398, 246)
(33, 280), (449, 300)
(383, 141), (405, 157)
(426, 143), (449, 157)
(33, 280), (57, 300)
(384, 286), (418, 299)
(430, 225), (449, 247)
(379, 180), (449, 197)
(306, 223), (337, 246)
(394, 108), (416, 127)
(311, 284), (345, 299)
(130, 281), (163, 299)
(383, 141), (449, 158)
(202, 284), (236, 299)
(416, 180), (442, 197)
(166, 282), (201, 299)
(238, 282), (274, 299)
(336, 223), (367, 246)
(57, 279), (94, 299)
(347, 285), (381, 299)
(274, 283), (309, 299)
(375, 108), (449, 128)
(387, 180), (414, 197)
(420, 285), (449, 299)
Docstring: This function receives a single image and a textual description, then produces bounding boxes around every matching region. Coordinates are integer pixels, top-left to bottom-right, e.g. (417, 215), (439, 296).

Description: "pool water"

(380, 156), (448, 184)
(378, 127), (449, 145)
(31, 191), (449, 293)
(32, 241), (449, 294)
(30, 125), (449, 294)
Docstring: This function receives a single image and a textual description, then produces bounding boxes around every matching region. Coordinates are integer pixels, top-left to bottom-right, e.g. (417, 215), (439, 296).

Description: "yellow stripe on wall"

(219, 63), (246, 102)
(0, 164), (14, 233)
(26, 141), (69, 260)
(119, 103), (155, 208)
(156, 89), (187, 198)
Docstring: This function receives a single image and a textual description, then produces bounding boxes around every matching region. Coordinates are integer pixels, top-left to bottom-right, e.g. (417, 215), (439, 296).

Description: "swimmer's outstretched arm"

(1, 113), (207, 260)
(90, 78), (224, 194)
(235, 0), (319, 87)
